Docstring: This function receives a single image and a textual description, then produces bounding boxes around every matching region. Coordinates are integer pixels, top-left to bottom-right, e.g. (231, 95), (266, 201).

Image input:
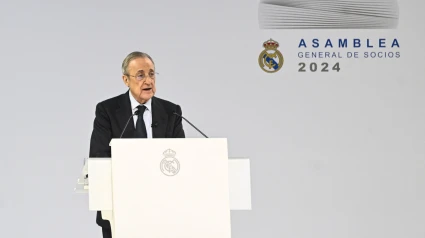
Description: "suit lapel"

(152, 96), (168, 138)
(116, 90), (135, 138)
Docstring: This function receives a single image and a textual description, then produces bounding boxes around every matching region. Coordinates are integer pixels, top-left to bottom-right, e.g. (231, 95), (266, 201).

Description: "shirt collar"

(129, 91), (152, 112)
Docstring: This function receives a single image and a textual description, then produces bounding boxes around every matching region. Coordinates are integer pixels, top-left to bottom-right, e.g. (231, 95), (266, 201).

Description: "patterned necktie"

(135, 105), (147, 138)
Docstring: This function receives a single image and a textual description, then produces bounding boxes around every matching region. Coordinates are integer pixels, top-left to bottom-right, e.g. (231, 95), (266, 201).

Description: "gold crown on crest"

(163, 149), (176, 158)
(263, 38), (279, 50)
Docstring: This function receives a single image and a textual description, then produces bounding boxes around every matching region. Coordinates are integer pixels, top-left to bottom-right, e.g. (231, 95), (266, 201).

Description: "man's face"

(123, 57), (156, 104)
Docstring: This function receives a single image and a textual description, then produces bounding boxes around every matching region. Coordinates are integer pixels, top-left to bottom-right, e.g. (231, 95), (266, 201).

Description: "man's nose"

(144, 77), (153, 84)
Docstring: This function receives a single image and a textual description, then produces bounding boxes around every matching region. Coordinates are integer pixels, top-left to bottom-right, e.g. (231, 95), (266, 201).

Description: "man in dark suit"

(88, 51), (185, 238)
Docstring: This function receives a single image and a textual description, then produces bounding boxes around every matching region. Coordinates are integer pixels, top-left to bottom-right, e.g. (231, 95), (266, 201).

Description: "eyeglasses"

(127, 71), (159, 81)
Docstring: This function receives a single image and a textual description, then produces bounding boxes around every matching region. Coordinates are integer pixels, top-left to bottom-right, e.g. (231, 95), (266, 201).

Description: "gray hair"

(121, 51), (155, 75)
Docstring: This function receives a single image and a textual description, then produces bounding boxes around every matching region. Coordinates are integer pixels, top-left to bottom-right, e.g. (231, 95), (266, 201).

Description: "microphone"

(173, 112), (208, 138)
(119, 109), (142, 138)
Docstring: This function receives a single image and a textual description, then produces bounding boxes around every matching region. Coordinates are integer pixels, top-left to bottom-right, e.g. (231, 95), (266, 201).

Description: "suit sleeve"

(89, 102), (112, 158)
(173, 105), (185, 138)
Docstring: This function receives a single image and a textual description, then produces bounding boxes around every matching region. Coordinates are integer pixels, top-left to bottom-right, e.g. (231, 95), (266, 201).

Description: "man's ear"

(122, 75), (129, 87)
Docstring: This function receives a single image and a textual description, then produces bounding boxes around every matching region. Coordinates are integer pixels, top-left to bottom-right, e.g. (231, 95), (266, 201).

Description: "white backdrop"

(1, 0), (424, 237)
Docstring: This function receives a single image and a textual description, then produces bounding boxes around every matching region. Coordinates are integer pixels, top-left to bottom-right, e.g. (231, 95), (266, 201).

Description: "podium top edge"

(109, 138), (228, 146)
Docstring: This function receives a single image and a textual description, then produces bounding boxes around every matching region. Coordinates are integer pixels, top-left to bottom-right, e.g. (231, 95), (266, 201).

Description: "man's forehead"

(129, 61), (154, 70)
(129, 64), (154, 71)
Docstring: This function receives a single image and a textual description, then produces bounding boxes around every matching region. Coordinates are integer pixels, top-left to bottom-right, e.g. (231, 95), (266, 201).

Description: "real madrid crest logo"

(258, 38), (284, 73)
(160, 149), (180, 176)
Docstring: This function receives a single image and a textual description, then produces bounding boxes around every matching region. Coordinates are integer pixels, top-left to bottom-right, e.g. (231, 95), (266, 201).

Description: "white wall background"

(1, 0), (424, 237)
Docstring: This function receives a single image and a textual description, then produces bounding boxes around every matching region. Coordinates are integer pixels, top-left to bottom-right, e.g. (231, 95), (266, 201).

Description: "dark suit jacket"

(88, 90), (185, 230)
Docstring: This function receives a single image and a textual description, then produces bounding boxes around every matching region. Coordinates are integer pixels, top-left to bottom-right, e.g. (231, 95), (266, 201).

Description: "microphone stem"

(181, 116), (208, 138)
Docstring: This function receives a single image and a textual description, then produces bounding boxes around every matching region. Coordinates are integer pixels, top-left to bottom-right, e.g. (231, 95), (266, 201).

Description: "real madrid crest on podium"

(160, 149), (180, 176)
(258, 38), (284, 73)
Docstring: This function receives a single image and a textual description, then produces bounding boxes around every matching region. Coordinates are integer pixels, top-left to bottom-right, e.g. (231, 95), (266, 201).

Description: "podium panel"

(111, 138), (231, 238)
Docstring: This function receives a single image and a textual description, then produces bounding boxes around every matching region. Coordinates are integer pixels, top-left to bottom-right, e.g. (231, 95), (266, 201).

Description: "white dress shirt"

(129, 92), (153, 138)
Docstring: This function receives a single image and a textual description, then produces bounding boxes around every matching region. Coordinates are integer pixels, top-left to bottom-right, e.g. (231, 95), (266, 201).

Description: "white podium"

(75, 138), (251, 238)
